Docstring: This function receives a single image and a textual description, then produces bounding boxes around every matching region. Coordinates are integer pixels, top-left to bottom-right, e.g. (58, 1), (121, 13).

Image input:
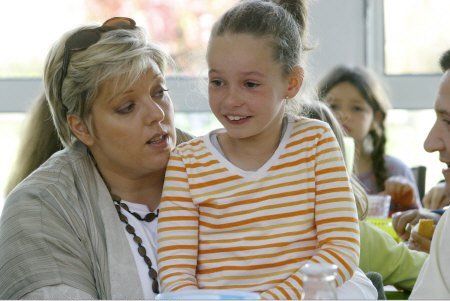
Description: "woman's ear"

(67, 114), (94, 146)
(285, 65), (304, 99)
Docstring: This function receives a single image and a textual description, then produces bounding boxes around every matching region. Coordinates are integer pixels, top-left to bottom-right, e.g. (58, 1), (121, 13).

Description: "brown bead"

(138, 246), (146, 256)
(148, 268), (157, 279)
(144, 255), (152, 266)
(125, 224), (135, 234)
(133, 236), (142, 244)
(152, 281), (159, 294)
(119, 214), (128, 223)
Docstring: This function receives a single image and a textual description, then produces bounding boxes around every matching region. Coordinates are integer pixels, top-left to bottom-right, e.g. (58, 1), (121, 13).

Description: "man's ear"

(286, 65), (304, 99)
(67, 114), (94, 146)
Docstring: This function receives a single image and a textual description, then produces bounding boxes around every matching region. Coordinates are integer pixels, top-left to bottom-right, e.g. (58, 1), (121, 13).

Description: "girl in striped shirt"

(158, 0), (364, 299)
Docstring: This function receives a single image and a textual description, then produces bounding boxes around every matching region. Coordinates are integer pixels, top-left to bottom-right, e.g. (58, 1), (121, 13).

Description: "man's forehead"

(435, 71), (450, 113)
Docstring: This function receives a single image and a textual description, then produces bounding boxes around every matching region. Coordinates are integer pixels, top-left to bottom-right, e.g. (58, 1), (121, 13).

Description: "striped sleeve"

(260, 124), (359, 299)
(157, 149), (199, 292)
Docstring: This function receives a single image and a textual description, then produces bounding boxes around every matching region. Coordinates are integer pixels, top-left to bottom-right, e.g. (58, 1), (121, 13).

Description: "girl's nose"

(225, 86), (244, 107)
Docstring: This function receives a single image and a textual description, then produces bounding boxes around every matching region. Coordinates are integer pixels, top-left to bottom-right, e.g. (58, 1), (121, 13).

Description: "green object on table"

(386, 290), (411, 300)
(366, 217), (400, 242)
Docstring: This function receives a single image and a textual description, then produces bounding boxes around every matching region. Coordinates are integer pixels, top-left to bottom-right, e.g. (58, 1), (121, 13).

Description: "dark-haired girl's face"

(324, 81), (375, 143)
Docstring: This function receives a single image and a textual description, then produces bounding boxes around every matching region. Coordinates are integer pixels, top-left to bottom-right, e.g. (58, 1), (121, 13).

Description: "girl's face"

(324, 81), (376, 143)
(207, 33), (299, 141)
(81, 65), (176, 179)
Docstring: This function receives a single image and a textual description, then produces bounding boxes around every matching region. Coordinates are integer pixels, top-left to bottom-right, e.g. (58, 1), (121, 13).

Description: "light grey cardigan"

(0, 142), (144, 299)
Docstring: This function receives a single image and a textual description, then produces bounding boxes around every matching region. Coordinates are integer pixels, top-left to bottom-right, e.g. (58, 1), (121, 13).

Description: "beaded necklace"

(113, 197), (160, 294)
(89, 151), (160, 294)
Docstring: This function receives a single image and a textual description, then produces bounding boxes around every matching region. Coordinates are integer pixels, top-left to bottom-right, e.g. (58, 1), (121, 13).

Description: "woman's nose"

(144, 99), (165, 125)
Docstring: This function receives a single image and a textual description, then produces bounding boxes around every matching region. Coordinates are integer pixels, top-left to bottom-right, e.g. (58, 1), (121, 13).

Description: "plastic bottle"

(300, 263), (338, 300)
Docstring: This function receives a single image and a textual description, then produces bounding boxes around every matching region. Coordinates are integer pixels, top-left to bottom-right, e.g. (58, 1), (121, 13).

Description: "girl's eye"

(352, 106), (363, 112)
(328, 103), (339, 111)
(244, 81), (260, 88)
(209, 79), (223, 87)
(116, 102), (135, 114)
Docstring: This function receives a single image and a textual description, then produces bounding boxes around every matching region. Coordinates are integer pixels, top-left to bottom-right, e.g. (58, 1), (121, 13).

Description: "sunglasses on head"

(58, 17), (136, 104)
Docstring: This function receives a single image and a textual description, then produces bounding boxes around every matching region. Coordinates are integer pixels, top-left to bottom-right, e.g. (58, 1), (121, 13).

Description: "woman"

(0, 17), (191, 299)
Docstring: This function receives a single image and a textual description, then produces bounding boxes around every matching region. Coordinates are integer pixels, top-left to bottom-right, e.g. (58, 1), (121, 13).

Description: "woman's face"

(86, 64), (176, 178)
(324, 81), (375, 143)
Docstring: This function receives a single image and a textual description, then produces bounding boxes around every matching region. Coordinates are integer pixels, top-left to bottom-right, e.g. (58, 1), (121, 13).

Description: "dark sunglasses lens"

(66, 29), (101, 51)
(103, 17), (136, 29)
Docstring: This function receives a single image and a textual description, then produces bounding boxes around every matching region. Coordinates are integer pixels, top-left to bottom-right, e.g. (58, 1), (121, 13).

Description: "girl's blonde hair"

(44, 22), (172, 148)
(318, 65), (391, 192)
(302, 101), (368, 220)
(209, 0), (314, 114)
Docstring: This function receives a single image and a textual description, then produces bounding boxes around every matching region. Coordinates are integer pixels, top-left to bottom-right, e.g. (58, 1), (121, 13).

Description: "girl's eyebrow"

(240, 71), (264, 77)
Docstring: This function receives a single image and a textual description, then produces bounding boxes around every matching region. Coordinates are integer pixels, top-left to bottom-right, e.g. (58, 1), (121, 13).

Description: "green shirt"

(359, 221), (428, 291)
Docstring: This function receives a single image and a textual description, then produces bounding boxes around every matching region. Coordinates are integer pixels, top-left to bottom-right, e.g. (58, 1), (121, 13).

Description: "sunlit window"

(0, 0), (236, 78)
(384, 0), (450, 75)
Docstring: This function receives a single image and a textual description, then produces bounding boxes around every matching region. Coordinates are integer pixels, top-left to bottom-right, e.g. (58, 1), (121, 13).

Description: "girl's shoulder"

(172, 134), (210, 158)
(290, 115), (332, 136)
(384, 155), (411, 174)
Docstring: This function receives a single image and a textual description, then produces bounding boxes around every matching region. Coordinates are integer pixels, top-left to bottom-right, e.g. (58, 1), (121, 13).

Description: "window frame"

(365, 0), (441, 110)
(0, 76), (209, 113)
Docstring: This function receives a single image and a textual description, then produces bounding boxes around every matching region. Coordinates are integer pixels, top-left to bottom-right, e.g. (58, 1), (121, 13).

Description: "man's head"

(424, 49), (450, 198)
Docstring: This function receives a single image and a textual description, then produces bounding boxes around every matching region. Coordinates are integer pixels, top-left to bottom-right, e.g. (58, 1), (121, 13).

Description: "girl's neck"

(355, 142), (372, 175)
(93, 159), (165, 211)
(218, 116), (285, 171)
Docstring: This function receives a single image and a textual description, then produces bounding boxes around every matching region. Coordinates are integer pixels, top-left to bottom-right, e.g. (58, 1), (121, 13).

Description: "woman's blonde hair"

(302, 101), (368, 220)
(44, 22), (172, 148)
(5, 93), (63, 195)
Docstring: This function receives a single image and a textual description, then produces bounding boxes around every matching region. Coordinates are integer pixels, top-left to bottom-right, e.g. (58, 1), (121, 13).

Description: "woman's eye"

(153, 87), (169, 99)
(244, 81), (260, 88)
(209, 79), (223, 87)
(117, 102), (135, 114)
(353, 106), (363, 112)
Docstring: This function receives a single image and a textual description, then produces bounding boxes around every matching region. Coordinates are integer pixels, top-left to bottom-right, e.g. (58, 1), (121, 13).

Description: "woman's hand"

(423, 181), (449, 210)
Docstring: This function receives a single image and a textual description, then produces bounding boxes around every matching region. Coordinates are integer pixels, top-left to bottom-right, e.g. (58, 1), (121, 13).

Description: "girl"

(318, 66), (421, 215)
(158, 1), (370, 299)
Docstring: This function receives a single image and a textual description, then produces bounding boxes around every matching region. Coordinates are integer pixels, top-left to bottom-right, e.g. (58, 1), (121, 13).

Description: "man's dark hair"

(440, 49), (450, 72)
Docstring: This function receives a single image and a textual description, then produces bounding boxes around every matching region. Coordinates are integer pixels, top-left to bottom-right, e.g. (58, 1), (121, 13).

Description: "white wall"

(308, 0), (366, 81)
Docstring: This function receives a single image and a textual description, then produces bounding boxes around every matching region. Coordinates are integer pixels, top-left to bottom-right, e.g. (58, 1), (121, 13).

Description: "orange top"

(157, 117), (360, 300)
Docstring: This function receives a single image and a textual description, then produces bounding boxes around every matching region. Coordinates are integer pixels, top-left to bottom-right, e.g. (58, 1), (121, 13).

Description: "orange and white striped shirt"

(157, 117), (359, 300)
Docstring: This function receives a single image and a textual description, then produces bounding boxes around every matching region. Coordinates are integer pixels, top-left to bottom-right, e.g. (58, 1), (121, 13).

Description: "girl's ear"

(285, 65), (304, 99)
(67, 114), (95, 146)
(371, 110), (384, 133)
(373, 110), (384, 123)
